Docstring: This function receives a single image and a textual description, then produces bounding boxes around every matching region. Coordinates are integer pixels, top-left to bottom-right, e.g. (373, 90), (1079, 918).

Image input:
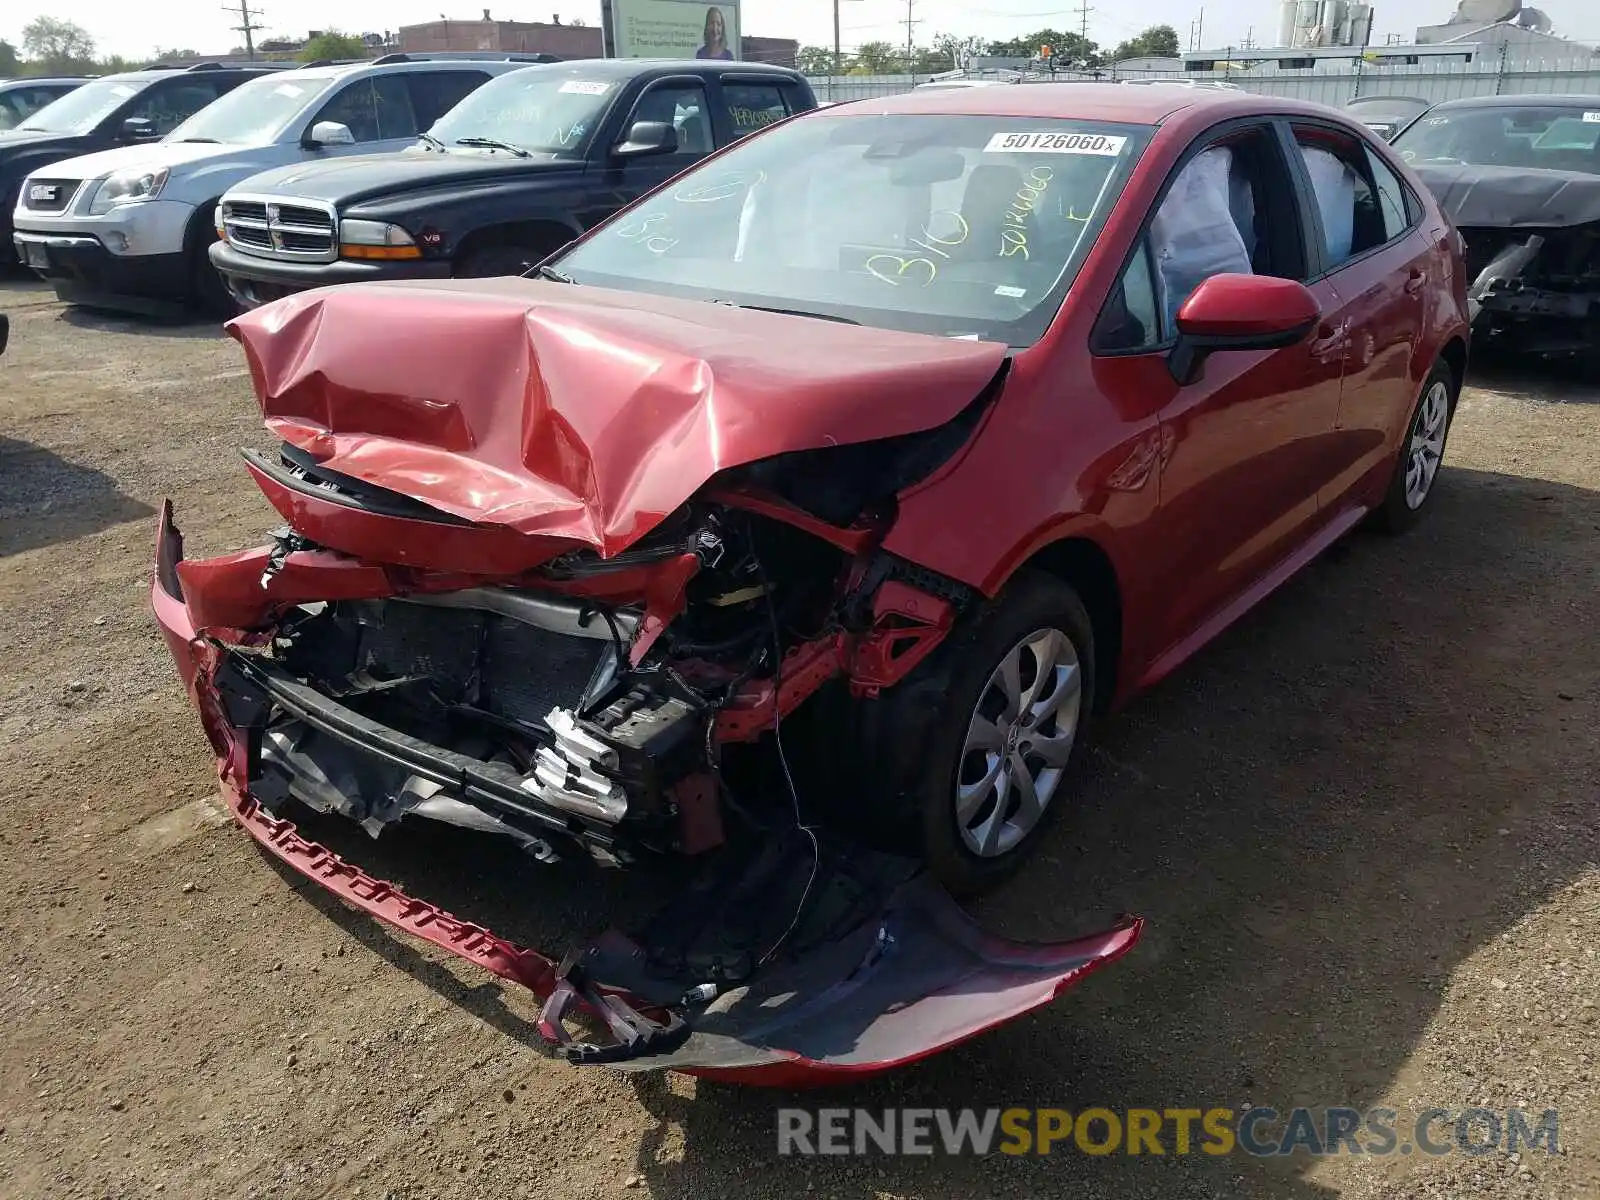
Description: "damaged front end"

(148, 280), (1140, 1082)
(1416, 162), (1600, 357)
(1462, 223), (1600, 356)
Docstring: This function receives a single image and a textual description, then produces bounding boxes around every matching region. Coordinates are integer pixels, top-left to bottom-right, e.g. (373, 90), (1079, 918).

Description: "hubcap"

(955, 627), (1083, 859)
(1404, 381), (1449, 510)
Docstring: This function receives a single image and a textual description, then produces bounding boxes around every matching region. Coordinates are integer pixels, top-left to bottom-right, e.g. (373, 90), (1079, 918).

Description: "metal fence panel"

(809, 57), (1600, 109)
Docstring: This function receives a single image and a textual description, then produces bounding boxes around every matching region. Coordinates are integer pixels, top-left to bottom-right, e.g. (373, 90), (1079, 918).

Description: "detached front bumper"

(209, 240), (451, 310)
(151, 501), (1142, 1084)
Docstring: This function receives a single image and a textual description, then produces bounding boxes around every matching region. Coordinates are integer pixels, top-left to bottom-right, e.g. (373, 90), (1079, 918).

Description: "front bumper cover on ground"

(152, 501), (1141, 1085)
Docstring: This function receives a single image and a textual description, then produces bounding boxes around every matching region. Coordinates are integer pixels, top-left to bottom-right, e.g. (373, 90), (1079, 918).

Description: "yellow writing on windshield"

(1000, 165), (1054, 260)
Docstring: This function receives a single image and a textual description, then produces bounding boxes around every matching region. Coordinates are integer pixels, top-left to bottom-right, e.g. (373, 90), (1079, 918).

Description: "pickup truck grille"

(220, 194), (338, 263)
(22, 179), (78, 213)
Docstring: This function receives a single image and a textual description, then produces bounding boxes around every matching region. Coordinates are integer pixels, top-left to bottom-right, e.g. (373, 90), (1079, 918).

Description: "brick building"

(398, 12), (798, 66)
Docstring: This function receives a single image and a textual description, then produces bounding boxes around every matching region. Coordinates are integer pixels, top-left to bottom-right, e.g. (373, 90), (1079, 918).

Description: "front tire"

(850, 573), (1096, 896)
(1372, 360), (1456, 534)
(455, 243), (543, 279)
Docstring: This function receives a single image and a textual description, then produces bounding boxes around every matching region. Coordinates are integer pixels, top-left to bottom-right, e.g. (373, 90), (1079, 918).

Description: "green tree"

(797, 44), (845, 75)
(22, 17), (96, 72)
(0, 40), (20, 75)
(986, 29), (1099, 67)
(298, 30), (369, 62)
(152, 47), (202, 62)
(851, 40), (900, 73)
(1110, 24), (1181, 62)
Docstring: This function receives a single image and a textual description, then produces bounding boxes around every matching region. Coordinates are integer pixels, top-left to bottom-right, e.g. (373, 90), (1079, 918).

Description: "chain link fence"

(811, 52), (1600, 108)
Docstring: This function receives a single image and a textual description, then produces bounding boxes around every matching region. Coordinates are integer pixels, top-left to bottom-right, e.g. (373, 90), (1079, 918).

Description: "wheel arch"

(1438, 335), (1468, 404)
(452, 218), (582, 268)
(1012, 535), (1124, 715)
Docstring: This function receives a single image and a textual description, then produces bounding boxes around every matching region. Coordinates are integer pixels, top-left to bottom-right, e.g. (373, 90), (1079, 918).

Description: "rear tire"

(842, 572), (1096, 897)
(1371, 360), (1456, 535)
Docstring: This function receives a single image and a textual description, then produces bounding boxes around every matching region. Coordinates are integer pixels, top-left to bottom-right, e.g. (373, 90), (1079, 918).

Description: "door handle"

(1404, 268), (1426, 295)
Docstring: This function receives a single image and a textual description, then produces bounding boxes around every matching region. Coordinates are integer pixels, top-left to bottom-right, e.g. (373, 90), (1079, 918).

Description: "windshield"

(1393, 105), (1600, 174)
(16, 78), (144, 134)
(552, 113), (1152, 347)
(167, 74), (327, 144)
(428, 69), (619, 156)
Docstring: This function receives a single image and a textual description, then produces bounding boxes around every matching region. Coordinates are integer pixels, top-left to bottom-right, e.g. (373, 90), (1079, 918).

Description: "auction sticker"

(984, 131), (1126, 155)
(560, 80), (612, 95)
(1585, 111), (1600, 123)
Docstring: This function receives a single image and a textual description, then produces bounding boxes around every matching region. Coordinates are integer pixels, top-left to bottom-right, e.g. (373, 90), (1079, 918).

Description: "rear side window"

(723, 83), (788, 139)
(407, 70), (489, 128)
(128, 81), (225, 136)
(1289, 126), (1396, 268)
(1363, 145), (1418, 243)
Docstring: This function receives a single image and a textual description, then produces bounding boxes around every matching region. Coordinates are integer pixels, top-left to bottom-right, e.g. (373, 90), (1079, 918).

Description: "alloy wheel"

(1404, 380), (1450, 509)
(955, 627), (1083, 858)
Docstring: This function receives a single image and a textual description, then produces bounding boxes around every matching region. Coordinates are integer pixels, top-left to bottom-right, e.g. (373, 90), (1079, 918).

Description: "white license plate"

(22, 242), (49, 269)
(28, 184), (56, 203)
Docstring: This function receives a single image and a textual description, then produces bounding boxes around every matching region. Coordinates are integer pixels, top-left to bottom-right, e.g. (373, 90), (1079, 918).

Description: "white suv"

(11, 53), (554, 314)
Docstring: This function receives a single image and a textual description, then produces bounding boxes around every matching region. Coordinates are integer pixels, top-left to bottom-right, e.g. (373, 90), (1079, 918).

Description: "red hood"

(226, 279), (1008, 557)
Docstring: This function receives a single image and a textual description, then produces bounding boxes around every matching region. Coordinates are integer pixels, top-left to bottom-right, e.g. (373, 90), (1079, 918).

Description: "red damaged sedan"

(152, 85), (1469, 1083)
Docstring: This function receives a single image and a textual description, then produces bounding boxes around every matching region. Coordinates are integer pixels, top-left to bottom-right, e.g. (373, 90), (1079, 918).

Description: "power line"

(224, 0), (266, 58)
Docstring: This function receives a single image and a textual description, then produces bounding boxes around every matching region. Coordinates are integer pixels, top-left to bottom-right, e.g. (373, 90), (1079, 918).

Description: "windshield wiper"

(532, 264), (574, 283)
(175, 137), (221, 143)
(710, 300), (860, 325)
(417, 131), (447, 152)
(454, 136), (531, 158)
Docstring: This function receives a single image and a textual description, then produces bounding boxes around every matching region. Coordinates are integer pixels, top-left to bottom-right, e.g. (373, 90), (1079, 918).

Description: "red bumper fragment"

(151, 501), (1143, 1086)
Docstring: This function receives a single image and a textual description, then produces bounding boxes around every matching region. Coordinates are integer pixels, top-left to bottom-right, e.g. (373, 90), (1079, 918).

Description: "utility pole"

(1073, 0), (1093, 61)
(1241, 25), (1255, 51)
(224, 0), (265, 59)
(1189, 7), (1205, 52)
(900, 0), (921, 82)
(833, 0), (841, 99)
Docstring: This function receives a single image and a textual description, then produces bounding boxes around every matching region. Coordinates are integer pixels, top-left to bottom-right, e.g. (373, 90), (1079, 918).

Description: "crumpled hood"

(1412, 162), (1600, 229)
(226, 278), (1008, 557)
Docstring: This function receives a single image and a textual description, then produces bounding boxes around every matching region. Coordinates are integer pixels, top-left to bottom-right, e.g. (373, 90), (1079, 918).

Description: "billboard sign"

(605, 0), (742, 61)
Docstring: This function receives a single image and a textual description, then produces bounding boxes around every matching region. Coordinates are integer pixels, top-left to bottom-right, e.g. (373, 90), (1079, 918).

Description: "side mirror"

(1168, 274), (1321, 386)
(119, 116), (158, 142)
(613, 120), (677, 158)
(304, 120), (356, 148)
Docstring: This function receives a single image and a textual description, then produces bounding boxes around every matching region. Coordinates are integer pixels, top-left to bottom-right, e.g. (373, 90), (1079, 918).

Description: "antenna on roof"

(223, 0), (267, 59)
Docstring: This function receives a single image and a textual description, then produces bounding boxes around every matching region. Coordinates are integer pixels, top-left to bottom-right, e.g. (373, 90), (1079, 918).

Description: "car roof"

(0, 77), (93, 87)
(826, 82), (1355, 128)
(1427, 93), (1600, 111)
(518, 58), (804, 82)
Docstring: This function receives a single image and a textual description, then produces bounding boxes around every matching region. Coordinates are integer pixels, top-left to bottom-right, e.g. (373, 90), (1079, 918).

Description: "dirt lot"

(0, 274), (1597, 1200)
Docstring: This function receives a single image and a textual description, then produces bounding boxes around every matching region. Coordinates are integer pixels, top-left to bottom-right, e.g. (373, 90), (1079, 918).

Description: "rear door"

(1091, 119), (1346, 656)
(1281, 120), (1430, 510)
(710, 75), (802, 145)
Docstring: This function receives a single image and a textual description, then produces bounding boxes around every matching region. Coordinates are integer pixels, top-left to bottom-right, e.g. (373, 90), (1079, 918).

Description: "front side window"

(1392, 105), (1600, 175)
(166, 74), (329, 144)
(313, 80), (384, 141)
(428, 69), (621, 157)
(552, 113), (1152, 346)
(627, 83), (712, 157)
(13, 78), (142, 133)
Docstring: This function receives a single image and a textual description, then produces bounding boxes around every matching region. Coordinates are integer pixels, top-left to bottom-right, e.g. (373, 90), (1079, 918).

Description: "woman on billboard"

(696, 7), (734, 59)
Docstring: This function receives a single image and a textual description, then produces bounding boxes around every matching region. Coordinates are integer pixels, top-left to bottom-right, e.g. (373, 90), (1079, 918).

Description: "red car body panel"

(150, 85), (1470, 1081)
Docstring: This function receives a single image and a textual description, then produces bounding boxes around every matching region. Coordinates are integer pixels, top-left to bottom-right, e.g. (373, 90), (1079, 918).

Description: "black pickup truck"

(209, 59), (816, 307)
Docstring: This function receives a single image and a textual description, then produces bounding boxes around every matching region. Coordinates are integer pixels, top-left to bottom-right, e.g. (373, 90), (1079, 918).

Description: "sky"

(4, 0), (1597, 63)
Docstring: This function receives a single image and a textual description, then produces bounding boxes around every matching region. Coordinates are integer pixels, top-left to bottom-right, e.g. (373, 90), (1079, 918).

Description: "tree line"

(798, 24), (1181, 76)
(1, 18), (372, 76)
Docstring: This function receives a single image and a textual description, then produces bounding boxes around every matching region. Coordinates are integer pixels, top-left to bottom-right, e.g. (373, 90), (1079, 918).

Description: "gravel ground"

(0, 275), (1596, 1200)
